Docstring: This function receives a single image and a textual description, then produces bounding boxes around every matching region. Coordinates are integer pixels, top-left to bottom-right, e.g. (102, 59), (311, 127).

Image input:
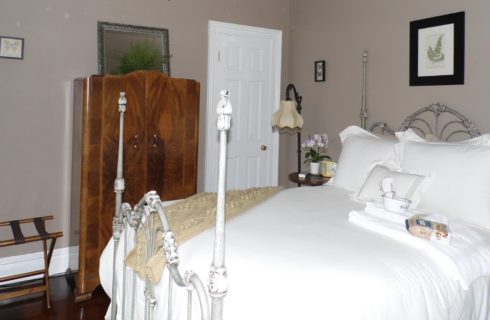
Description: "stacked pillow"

(333, 126), (398, 191)
(396, 130), (490, 229)
(332, 126), (490, 230)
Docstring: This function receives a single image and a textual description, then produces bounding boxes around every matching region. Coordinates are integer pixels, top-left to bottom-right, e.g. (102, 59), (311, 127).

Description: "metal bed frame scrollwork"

(110, 90), (232, 320)
(360, 50), (480, 140)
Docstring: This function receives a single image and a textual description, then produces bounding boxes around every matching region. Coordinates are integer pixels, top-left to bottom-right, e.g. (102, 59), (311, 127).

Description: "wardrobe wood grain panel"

(72, 71), (199, 302)
(146, 72), (200, 199)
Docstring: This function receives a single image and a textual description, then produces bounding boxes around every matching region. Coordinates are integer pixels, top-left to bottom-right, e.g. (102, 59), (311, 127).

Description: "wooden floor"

(0, 273), (110, 320)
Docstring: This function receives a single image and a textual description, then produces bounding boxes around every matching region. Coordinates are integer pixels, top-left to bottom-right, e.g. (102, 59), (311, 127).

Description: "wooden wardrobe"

(71, 71), (200, 301)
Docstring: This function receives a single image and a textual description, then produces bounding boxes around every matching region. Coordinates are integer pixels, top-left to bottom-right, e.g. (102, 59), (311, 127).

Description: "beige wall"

(288, 0), (490, 173)
(0, 0), (290, 257)
(4, 0), (489, 259)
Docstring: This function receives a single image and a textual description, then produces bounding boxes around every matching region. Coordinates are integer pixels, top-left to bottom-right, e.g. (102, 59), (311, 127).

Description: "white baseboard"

(0, 246), (79, 285)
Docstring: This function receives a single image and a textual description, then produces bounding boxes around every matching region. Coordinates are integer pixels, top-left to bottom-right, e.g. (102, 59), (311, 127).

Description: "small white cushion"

(400, 140), (490, 229)
(357, 164), (430, 208)
(333, 126), (398, 192)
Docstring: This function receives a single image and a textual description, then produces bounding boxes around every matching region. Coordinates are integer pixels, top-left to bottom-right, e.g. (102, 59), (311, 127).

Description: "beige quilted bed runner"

(125, 186), (283, 283)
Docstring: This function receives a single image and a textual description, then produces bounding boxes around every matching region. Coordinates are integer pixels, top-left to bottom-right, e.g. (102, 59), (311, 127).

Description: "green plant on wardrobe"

(116, 41), (169, 74)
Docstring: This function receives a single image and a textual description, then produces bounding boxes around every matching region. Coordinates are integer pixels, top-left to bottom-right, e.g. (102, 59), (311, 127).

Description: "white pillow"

(357, 164), (430, 208)
(333, 126), (398, 192)
(400, 140), (490, 229)
(374, 133), (398, 141)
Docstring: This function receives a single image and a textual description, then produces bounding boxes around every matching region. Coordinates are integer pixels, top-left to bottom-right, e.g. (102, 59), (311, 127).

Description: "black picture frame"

(0, 36), (24, 60)
(409, 11), (464, 86)
(314, 60), (325, 82)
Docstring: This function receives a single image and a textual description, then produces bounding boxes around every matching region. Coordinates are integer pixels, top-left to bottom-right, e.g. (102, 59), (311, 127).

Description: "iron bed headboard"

(359, 50), (480, 140)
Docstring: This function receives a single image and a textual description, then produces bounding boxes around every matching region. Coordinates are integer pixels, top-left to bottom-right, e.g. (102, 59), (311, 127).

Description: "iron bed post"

(209, 90), (232, 320)
(360, 49), (368, 130)
(111, 92), (127, 320)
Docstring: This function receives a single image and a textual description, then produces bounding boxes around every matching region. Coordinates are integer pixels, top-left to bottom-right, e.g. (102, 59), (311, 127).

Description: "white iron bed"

(99, 52), (490, 320)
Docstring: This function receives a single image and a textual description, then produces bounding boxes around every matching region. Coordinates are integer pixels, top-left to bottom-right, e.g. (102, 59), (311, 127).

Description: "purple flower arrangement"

(301, 133), (330, 164)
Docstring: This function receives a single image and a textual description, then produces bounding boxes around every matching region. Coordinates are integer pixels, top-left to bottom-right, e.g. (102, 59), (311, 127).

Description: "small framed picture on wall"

(314, 60), (325, 82)
(0, 36), (24, 60)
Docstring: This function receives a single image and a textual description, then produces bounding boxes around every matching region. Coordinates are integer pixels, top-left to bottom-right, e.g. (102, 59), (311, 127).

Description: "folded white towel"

(364, 202), (410, 224)
(349, 207), (490, 290)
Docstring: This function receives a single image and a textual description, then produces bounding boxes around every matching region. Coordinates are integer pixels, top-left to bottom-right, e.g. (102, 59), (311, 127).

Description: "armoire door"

(145, 72), (199, 199)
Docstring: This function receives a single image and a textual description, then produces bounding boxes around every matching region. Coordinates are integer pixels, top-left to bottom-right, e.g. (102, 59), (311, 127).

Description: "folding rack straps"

(0, 215), (63, 309)
(33, 217), (51, 240)
(8, 220), (26, 244)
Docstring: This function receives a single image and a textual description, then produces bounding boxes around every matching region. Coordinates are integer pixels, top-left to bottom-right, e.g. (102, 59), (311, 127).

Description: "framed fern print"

(409, 12), (464, 86)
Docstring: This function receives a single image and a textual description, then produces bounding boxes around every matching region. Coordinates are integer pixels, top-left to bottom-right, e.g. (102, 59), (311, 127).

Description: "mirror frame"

(97, 21), (170, 75)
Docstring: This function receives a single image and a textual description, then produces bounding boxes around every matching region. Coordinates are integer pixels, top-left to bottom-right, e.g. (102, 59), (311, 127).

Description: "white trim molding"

(0, 245), (79, 285)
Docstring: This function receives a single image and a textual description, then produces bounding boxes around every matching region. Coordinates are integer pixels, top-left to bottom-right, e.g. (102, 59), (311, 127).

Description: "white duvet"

(100, 185), (490, 320)
(349, 203), (490, 291)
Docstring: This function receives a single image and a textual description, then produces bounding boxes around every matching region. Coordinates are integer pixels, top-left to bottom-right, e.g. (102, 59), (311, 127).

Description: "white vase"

(309, 162), (320, 175)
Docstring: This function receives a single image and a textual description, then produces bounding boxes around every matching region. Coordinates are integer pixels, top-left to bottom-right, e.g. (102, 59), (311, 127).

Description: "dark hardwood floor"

(0, 273), (110, 319)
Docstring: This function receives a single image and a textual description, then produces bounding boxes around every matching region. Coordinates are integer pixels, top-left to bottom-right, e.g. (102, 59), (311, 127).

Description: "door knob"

(261, 145), (267, 151)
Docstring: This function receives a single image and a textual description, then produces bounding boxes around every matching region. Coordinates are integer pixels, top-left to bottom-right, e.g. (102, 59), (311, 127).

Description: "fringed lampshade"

(271, 100), (304, 134)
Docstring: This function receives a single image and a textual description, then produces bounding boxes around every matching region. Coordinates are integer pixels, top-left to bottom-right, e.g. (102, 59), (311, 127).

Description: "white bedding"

(100, 185), (490, 320)
(349, 203), (490, 290)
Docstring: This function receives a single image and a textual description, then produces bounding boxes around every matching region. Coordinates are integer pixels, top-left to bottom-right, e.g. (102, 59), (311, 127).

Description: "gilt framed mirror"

(97, 21), (170, 75)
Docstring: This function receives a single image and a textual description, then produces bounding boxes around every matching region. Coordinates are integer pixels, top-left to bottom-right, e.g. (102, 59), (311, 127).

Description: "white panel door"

(205, 21), (282, 191)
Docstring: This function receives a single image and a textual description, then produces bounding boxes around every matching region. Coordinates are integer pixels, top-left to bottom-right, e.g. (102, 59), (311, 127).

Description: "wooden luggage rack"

(0, 215), (63, 308)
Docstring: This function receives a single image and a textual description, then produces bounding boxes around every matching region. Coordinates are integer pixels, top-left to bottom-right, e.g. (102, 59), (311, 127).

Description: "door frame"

(204, 20), (282, 191)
